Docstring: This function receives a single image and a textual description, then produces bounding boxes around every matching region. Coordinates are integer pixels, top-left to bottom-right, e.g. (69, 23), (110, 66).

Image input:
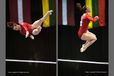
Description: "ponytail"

(81, 5), (87, 15)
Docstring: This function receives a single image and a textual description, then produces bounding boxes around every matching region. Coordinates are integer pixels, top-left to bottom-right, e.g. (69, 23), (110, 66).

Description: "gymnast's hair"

(81, 5), (87, 15)
(76, 3), (87, 15)
(7, 22), (17, 29)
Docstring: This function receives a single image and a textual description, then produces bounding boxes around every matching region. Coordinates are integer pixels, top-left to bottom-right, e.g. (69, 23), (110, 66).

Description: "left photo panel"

(6, 0), (56, 76)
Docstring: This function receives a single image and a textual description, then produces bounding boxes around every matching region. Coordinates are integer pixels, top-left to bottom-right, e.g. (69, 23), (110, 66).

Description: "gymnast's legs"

(80, 30), (97, 52)
(32, 10), (53, 35)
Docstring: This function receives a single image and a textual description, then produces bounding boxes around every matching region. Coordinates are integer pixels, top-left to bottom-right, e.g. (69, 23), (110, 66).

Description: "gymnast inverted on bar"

(7, 10), (53, 40)
(78, 6), (99, 52)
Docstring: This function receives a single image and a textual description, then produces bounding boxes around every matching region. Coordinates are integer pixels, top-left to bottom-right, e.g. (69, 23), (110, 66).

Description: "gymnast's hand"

(30, 35), (34, 40)
(25, 31), (29, 38)
(95, 16), (99, 19)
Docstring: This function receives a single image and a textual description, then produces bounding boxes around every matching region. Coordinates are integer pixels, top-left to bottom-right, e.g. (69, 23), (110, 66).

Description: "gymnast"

(7, 10), (53, 40)
(78, 6), (99, 52)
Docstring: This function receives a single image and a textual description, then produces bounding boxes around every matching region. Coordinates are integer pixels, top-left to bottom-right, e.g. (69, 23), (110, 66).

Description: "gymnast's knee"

(32, 29), (39, 35)
(94, 36), (97, 41)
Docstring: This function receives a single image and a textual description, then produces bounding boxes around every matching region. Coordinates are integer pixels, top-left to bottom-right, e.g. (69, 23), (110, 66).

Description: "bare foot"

(48, 10), (53, 15)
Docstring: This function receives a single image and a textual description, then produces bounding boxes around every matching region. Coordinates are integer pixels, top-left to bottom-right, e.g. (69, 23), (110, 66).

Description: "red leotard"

(19, 22), (36, 37)
(78, 14), (98, 38)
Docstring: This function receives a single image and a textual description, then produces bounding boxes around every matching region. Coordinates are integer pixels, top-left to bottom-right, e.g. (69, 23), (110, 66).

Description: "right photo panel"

(58, 0), (108, 76)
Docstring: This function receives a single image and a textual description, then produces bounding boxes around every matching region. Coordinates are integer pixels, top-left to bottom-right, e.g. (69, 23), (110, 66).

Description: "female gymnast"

(78, 6), (99, 52)
(7, 10), (53, 40)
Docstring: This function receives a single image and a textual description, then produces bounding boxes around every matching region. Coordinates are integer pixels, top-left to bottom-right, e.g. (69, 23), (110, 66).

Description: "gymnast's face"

(13, 25), (20, 31)
(86, 6), (91, 13)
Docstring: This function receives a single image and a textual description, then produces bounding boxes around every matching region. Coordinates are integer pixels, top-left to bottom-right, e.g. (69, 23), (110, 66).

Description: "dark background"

(7, 62), (56, 76)
(6, 0), (56, 76)
(59, 62), (108, 76)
